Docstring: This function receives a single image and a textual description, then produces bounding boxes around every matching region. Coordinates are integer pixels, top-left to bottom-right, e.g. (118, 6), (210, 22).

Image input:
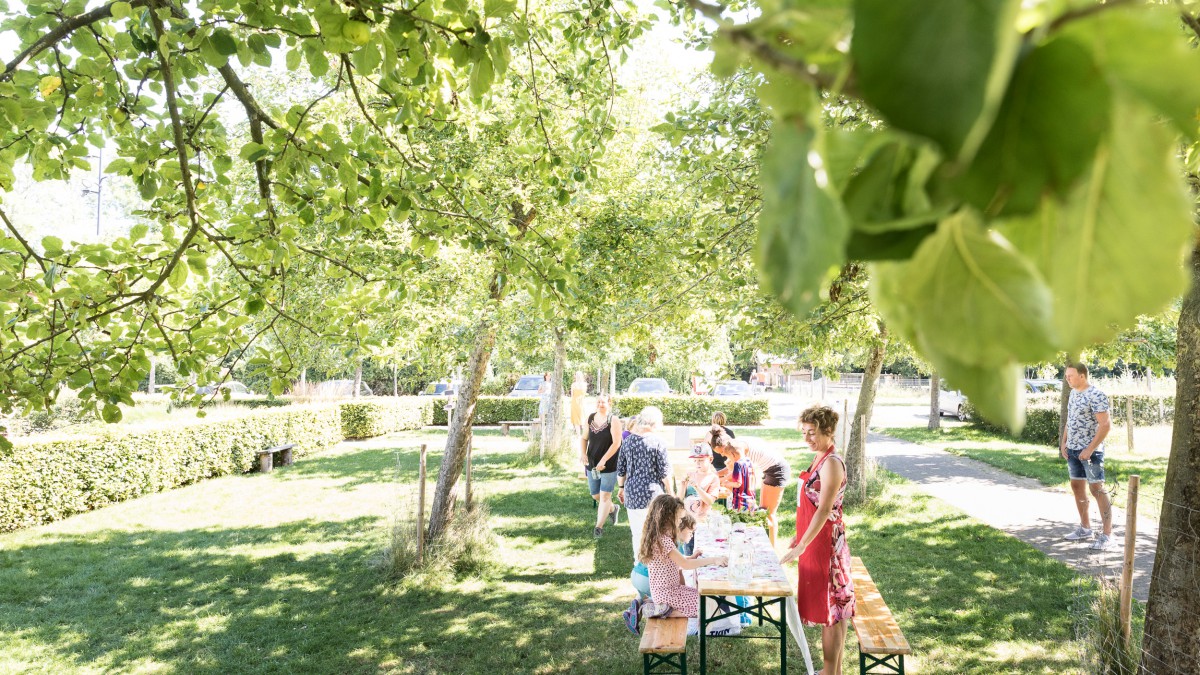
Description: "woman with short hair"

(779, 404), (856, 675)
(616, 406), (671, 561)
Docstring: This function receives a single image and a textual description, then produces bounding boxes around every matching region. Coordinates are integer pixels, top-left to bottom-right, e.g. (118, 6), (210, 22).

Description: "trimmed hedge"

(0, 405), (343, 533)
(176, 396), (291, 409)
(431, 396), (541, 425)
(967, 393), (1174, 447)
(341, 398), (433, 439)
(611, 396), (769, 425)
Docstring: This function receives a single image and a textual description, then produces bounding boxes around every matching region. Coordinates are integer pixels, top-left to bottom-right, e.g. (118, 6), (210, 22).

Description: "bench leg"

(281, 447), (294, 466)
(502, 424), (510, 437)
(643, 652), (687, 674)
(860, 652), (904, 674)
(259, 453), (273, 473)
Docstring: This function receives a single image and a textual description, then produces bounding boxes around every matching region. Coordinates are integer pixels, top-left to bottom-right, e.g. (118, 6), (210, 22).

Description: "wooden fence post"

(1125, 396), (1135, 453)
(859, 413), (868, 502)
(417, 443), (427, 565)
(842, 399), (850, 451)
(1120, 474), (1140, 646)
(465, 436), (474, 510)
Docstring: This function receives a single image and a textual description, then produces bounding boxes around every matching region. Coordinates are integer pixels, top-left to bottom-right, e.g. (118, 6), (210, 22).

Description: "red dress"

(792, 448), (856, 626)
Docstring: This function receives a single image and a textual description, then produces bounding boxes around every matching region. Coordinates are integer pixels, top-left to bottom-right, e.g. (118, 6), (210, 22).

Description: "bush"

(611, 396), (770, 425)
(174, 396), (291, 410)
(379, 501), (497, 581)
(431, 396), (541, 425)
(11, 394), (95, 435)
(341, 398), (434, 439)
(0, 405), (344, 533)
(965, 392), (1174, 447)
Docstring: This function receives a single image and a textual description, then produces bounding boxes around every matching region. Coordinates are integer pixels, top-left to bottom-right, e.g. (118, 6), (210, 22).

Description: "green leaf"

(955, 37), (1111, 217)
(137, 173), (157, 200)
(129, 224), (148, 241)
(245, 298), (264, 315)
(756, 123), (850, 317)
(110, 1), (132, 20)
(1000, 96), (1194, 350)
(239, 142), (269, 163)
(101, 403), (122, 424)
(892, 210), (1058, 366)
(186, 252), (207, 276)
(851, 0), (1021, 160)
(484, 0), (517, 18)
(1064, 4), (1200, 138)
(468, 56), (495, 101)
(168, 262), (188, 289)
(210, 28), (238, 56)
(41, 236), (63, 256)
(846, 224), (938, 261)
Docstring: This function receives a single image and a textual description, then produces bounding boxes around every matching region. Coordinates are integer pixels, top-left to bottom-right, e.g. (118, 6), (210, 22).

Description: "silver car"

(938, 385), (969, 421)
(508, 375), (543, 397)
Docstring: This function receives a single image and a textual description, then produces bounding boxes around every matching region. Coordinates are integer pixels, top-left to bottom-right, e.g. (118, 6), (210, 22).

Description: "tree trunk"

(610, 362), (616, 396)
(427, 310), (497, 542)
(543, 329), (568, 455)
(928, 370), (940, 430)
(299, 367), (306, 389)
(393, 363), (398, 397)
(1142, 247), (1200, 672)
(353, 360), (363, 399)
(846, 326), (887, 487)
(147, 359), (156, 395)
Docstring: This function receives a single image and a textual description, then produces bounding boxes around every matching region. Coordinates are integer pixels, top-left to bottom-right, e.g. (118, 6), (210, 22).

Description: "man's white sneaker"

(1090, 534), (1114, 551)
(1064, 526), (1094, 541)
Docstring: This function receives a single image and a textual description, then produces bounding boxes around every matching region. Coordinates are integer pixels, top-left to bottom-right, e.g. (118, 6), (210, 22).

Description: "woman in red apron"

(779, 405), (855, 675)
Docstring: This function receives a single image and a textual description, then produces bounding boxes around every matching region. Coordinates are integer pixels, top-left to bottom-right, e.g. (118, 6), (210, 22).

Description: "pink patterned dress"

(648, 535), (699, 617)
(793, 449), (855, 626)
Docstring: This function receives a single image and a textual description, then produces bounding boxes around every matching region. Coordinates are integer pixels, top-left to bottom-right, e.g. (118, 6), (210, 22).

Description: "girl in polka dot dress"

(639, 494), (727, 619)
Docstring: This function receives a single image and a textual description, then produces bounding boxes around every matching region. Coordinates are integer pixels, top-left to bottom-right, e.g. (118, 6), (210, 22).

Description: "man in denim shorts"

(1061, 363), (1114, 551)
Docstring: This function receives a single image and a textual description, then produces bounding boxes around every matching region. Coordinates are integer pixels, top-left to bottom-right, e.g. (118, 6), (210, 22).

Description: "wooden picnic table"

(693, 523), (794, 674)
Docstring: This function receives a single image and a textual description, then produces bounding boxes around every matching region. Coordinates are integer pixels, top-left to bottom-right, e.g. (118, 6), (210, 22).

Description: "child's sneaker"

(622, 597), (642, 635)
(643, 601), (672, 618)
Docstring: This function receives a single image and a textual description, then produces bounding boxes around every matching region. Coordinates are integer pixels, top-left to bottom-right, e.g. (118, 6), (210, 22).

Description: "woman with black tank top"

(580, 395), (624, 538)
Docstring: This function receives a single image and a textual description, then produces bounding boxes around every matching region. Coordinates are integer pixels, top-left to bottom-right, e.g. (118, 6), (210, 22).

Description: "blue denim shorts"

(587, 469), (618, 495)
(1066, 449), (1105, 483)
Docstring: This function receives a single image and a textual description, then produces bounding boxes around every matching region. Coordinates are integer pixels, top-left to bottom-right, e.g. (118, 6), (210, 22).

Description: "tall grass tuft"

(1076, 578), (1140, 675)
(378, 499), (497, 582)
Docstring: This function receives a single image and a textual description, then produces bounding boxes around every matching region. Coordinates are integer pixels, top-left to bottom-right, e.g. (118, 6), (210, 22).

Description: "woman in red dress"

(779, 405), (855, 674)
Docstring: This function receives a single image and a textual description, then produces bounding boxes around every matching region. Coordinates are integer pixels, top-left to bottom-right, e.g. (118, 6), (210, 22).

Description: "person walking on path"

(710, 428), (791, 545)
(779, 404), (855, 675)
(569, 371), (587, 435)
(617, 406), (671, 562)
(581, 395), (623, 538)
(1061, 362), (1115, 551)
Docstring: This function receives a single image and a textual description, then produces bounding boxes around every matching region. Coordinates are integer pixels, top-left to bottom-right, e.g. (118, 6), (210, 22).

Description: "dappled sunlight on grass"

(0, 428), (1098, 673)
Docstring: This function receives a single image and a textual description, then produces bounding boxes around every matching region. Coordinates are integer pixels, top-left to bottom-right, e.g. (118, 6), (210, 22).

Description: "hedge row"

(0, 399), (431, 533)
(967, 393), (1175, 447)
(341, 398), (433, 438)
(431, 397), (540, 425)
(612, 396), (769, 425)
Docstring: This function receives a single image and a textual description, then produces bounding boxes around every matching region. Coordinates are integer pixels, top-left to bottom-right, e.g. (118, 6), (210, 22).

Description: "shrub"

(611, 396), (770, 425)
(379, 501), (497, 581)
(965, 392), (1174, 447)
(174, 396), (291, 410)
(0, 405), (344, 533)
(431, 396), (541, 425)
(341, 398), (434, 439)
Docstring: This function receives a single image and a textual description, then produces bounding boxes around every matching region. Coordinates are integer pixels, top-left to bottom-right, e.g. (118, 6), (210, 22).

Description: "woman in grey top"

(617, 406), (670, 563)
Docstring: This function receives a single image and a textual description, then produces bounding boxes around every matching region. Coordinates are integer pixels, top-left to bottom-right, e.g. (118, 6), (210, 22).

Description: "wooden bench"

(498, 420), (539, 436)
(640, 617), (688, 674)
(255, 443), (295, 473)
(850, 556), (911, 674)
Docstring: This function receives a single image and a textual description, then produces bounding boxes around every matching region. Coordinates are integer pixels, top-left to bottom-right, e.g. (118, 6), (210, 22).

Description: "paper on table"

(694, 524), (788, 583)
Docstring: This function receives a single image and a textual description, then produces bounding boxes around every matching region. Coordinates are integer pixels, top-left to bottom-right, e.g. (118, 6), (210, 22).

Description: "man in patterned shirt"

(1061, 363), (1114, 551)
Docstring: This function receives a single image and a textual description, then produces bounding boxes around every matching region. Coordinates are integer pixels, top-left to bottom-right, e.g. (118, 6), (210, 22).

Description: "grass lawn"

(0, 428), (1092, 674)
(879, 426), (1170, 514)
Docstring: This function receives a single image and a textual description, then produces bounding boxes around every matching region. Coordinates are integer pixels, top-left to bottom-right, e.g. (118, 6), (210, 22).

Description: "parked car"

(196, 381), (253, 396)
(628, 377), (671, 395)
(508, 375), (543, 397)
(712, 380), (752, 397)
(1025, 378), (1062, 393)
(938, 384), (969, 421)
(316, 379), (373, 397)
(421, 382), (457, 396)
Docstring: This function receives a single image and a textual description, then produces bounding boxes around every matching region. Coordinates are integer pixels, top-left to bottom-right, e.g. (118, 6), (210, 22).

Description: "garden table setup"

(692, 520), (802, 674)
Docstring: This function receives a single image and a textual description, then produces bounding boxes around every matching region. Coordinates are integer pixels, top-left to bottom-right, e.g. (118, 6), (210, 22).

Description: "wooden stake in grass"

(465, 436), (473, 511)
(1120, 474), (1139, 647)
(859, 413), (868, 502)
(1125, 396), (1135, 453)
(842, 398), (850, 451)
(417, 443), (427, 565)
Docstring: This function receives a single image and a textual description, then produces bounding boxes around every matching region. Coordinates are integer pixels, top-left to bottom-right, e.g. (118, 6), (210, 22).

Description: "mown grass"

(880, 426), (1170, 515)
(0, 428), (1092, 673)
